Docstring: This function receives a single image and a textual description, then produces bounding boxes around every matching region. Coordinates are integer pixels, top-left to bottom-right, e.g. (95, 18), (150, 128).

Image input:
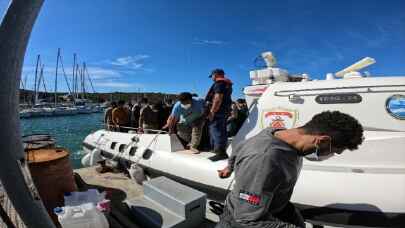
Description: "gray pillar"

(0, 0), (55, 227)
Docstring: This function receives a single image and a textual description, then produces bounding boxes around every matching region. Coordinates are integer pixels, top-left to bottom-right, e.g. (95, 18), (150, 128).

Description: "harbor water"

(20, 113), (104, 169)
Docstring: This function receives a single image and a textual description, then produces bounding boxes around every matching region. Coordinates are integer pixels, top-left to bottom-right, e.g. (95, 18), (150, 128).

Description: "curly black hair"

(301, 111), (364, 150)
(178, 92), (193, 102)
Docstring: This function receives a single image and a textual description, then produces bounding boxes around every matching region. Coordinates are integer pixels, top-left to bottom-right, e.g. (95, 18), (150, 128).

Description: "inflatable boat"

(82, 54), (405, 227)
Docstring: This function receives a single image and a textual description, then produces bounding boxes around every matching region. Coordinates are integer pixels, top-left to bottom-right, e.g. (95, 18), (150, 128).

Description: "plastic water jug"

(64, 189), (106, 206)
(54, 203), (109, 228)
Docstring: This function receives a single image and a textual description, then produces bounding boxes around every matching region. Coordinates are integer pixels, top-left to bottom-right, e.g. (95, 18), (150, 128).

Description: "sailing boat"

(53, 48), (78, 116)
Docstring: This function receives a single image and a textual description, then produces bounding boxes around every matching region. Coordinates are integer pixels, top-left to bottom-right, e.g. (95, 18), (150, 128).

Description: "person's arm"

(210, 93), (223, 114)
(104, 109), (109, 123)
(208, 93), (223, 121)
(228, 106), (238, 122)
(112, 109), (118, 125)
(208, 82), (226, 120)
(163, 102), (181, 130)
(138, 108), (144, 129)
(163, 115), (178, 133)
(218, 141), (243, 178)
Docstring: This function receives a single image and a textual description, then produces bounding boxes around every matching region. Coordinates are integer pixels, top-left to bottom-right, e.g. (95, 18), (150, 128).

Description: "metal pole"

(82, 62), (86, 98)
(59, 54), (72, 95)
(75, 63), (79, 100)
(40, 64), (47, 93)
(54, 47), (60, 107)
(72, 53), (76, 103)
(84, 62), (96, 93)
(33, 54), (40, 104)
(78, 66), (82, 99)
(0, 0), (55, 227)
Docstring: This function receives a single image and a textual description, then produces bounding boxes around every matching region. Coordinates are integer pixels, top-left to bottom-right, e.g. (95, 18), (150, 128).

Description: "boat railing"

(104, 123), (168, 134)
(274, 84), (405, 97)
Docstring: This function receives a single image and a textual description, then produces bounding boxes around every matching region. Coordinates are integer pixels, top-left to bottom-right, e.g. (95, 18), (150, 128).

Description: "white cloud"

(345, 22), (402, 48)
(248, 41), (265, 47)
(193, 39), (227, 45)
(110, 55), (150, 70)
(93, 81), (143, 89)
(86, 67), (121, 79)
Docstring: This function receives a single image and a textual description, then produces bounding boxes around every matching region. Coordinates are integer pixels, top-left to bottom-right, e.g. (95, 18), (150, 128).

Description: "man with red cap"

(205, 69), (233, 161)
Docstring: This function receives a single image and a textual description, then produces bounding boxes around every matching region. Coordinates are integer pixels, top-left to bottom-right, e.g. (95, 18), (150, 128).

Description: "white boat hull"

(83, 129), (405, 226)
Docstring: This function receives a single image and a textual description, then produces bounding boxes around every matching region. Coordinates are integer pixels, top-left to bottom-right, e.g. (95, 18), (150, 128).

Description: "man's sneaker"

(190, 147), (200, 154)
(95, 165), (113, 173)
(208, 153), (228, 161)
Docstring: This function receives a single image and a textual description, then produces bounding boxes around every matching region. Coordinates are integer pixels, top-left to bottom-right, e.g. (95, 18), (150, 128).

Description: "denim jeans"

(176, 119), (204, 150)
(208, 115), (227, 152)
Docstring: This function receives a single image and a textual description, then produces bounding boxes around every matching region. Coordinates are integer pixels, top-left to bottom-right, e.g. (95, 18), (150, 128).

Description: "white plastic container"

(250, 67), (289, 85)
(54, 203), (109, 228)
(64, 189), (106, 206)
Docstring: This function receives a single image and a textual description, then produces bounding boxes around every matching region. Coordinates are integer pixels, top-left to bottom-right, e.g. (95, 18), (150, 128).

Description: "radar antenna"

(335, 57), (376, 77)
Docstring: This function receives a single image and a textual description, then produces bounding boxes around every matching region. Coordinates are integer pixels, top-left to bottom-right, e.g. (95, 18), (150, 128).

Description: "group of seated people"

(104, 93), (248, 153)
(104, 98), (173, 133)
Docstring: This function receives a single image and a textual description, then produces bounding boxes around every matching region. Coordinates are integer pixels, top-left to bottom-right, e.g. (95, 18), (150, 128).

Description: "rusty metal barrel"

(26, 148), (77, 225)
(22, 134), (55, 151)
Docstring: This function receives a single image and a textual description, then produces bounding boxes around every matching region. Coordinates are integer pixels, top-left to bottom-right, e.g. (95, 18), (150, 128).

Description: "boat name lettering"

(315, 93), (362, 104)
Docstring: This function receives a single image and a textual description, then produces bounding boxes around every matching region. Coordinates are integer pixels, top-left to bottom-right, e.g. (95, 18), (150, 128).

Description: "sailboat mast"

(75, 63), (80, 100)
(84, 62), (96, 93)
(33, 54), (40, 105)
(54, 48), (60, 107)
(23, 74), (28, 104)
(20, 75), (25, 90)
(72, 53), (77, 103)
(40, 64), (47, 93)
(82, 62), (86, 99)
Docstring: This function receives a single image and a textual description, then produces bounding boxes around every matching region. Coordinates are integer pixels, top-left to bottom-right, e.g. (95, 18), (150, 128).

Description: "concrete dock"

(74, 167), (217, 228)
(1, 167), (338, 228)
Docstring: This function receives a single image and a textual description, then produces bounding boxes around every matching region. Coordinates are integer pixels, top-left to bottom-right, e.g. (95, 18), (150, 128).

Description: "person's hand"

(217, 166), (232, 179)
(162, 125), (174, 134)
(208, 111), (215, 121)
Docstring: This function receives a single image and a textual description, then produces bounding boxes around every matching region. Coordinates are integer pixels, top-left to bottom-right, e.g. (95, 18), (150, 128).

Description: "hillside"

(19, 89), (178, 104)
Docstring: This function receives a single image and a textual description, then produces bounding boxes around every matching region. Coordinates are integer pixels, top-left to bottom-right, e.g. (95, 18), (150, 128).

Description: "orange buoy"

(26, 148), (77, 225)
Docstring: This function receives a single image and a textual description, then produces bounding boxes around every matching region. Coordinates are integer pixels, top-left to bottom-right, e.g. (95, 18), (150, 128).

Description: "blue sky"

(1, 0), (404, 98)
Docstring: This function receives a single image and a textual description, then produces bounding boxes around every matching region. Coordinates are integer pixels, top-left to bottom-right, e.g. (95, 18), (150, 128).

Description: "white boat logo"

(386, 95), (405, 120)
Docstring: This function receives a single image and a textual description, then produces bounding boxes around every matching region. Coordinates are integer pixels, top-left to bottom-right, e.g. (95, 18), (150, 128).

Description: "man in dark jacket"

(205, 68), (233, 161)
(216, 111), (364, 228)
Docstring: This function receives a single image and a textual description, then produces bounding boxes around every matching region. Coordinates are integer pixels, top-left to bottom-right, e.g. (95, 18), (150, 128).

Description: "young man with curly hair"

(216, 111), (364, 228)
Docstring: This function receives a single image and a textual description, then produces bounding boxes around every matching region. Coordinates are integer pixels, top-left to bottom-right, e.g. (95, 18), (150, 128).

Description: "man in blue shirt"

(163, 92), (205, 153)
(205, 68), (233, 161)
